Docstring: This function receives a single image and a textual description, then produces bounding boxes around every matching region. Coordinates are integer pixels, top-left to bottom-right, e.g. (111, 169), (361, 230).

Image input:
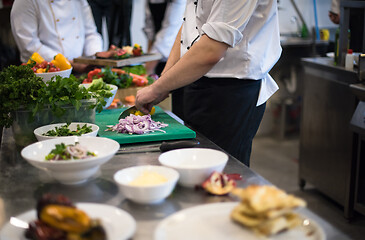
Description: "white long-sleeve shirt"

(181, 0), (282, 106)
(144, 0), (186, 61)
(11, 0), (103, 63)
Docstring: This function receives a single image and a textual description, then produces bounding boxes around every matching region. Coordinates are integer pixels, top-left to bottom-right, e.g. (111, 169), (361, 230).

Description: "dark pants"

(109, 0), (133, 47)
(87, 0), (113, 35)
(183, 77), (265, 167)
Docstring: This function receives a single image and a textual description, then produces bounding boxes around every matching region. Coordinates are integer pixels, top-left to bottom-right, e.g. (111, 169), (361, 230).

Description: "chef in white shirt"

(10, 0), (103, 73)
(135, 0), (282, 167)
(143, 0), (186, 75)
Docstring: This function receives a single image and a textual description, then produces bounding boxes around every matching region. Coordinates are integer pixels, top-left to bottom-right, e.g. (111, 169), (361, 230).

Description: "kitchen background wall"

(278, 0), (337, 36)
(130, 0), (339, 51)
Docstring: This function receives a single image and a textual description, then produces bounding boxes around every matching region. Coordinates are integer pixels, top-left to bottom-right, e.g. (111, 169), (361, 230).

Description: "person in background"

(329, 0), (340, 24)
(329, 0), (364, 52)
(135, 0), (282, 167)
(87, 0), (113, 36)
(109, 0), (133, 47)
(143, 0), (186, 119)
(143, 0), (186, 75)
(10, 0), (103, 73)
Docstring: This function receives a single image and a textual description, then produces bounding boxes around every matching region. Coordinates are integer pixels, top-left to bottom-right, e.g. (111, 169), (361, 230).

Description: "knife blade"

(117, 140), (200, 154)
(118, 106), (138, 120)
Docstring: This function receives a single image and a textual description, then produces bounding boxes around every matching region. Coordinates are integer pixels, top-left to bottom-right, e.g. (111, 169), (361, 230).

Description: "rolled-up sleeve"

(200, 0), (258, 47)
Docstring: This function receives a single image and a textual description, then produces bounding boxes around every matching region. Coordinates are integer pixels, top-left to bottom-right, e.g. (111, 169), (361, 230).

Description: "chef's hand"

(135, 83), (169, 114)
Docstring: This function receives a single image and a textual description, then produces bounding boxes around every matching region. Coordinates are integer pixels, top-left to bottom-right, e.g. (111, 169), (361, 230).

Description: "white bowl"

(81, 83), (118, 109)
(158, 148), (228, 188)
(114, 165), (179, 204)
(34, 122), (99, 141)
(35, 67), (72, 83)
(21, 136), (120, 185)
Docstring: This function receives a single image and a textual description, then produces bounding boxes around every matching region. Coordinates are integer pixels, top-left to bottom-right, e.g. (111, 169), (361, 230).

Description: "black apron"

(182, 76), (265, 167)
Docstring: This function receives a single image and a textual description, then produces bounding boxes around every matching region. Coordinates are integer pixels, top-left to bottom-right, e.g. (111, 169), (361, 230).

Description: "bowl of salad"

(81, 78), (118, 109)
(20, 136), (120, 185)
(34, 122), (99, 141)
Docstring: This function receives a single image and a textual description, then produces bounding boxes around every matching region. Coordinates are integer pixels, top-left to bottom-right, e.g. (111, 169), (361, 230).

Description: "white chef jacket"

(11, 0), (103, 63)
(181, 0), (282, 106)
(143, 0), (186, 61)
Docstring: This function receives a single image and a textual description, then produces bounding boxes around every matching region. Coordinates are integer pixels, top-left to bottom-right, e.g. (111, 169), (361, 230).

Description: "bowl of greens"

(34, 122), (99, 141)
(0, 65), (111, 147)
(21, 136), (120, 185)
(81, 78), (117, 109)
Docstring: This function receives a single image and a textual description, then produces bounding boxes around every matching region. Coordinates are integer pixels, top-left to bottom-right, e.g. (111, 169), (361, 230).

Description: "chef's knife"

(117, 140), (200, 154)
(118, 106), (138, 120)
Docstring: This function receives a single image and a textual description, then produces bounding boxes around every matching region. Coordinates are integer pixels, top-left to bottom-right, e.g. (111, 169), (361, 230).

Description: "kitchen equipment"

(117, 140), (200, 154)
(118, 106), (138, 119)
(349, 83), (365, 217)
(95, 107), (196, 144)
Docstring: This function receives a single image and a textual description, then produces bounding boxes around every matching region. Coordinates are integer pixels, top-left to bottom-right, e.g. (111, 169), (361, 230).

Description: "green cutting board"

(95, 107), (196, 144)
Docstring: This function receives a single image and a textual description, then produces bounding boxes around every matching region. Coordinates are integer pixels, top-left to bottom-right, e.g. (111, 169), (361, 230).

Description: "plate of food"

(154, 185), (326, 240)
(0, 194), (136, 240)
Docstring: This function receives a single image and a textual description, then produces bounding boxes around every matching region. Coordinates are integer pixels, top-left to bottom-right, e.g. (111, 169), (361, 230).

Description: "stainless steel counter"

(0, 119), (351, 239)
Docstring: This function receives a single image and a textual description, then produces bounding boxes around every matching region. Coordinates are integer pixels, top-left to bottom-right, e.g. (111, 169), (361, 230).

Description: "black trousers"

(182, 77), (265, 167)
(109, 0), (133, 47)
(87, 0), (113, 35)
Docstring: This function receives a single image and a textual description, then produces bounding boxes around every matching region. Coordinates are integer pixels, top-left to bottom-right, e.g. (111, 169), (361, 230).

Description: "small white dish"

(158, 148), (228, 188)
(0, 203), (136, 240)
(21, 136), (120, 185)
(35, 67), (72, 83)
(34, 122), (99, 141)
(114, 165), (179, 204)
(81, 83), (118, 109)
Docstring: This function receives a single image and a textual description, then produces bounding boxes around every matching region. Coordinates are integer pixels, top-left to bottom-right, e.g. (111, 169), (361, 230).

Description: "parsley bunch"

(0, 65), (45, 127)
(0, 65), (111, 128)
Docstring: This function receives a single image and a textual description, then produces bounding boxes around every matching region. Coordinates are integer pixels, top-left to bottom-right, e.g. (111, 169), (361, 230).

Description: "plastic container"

(11, 99), (96, 147)
(345, 49), (354, 70)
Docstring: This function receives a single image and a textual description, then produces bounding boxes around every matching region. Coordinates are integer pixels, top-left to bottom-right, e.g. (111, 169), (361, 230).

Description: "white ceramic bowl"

(81, 83), (118, 109)
(35, 68), (72, 83)
(158, 148), (228, 188)
(21, 136), (120, 185)
(114, 165), (179, 204)
(34, 122), (99, 141)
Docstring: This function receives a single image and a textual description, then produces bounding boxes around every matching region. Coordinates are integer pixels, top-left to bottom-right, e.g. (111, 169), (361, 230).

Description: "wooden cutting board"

(73, 53), (162, 67)
(95, 107), (196, 144)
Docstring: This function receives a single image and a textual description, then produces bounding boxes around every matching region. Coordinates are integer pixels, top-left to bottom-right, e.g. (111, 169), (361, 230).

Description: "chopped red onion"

(108, 114), (168, 134)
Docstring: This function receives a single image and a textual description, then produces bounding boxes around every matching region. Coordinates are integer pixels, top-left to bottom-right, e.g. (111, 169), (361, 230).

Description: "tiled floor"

(250, 134), (365, 240)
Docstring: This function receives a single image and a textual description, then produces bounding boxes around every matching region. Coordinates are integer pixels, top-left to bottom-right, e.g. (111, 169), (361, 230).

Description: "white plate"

(0, 203), (136, 240)
(154, 202), (325, 240)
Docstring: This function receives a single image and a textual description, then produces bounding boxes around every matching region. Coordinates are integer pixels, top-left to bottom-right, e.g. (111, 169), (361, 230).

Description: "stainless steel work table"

(0, 120), (351, 239)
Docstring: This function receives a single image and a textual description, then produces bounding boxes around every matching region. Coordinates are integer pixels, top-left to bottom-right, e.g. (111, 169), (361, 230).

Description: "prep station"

(0, 113), (352, 239)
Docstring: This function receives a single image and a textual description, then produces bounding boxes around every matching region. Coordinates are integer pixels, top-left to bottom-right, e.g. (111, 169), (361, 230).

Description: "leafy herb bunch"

(0, 65), (111, 128)
(0, 65), (44, 127)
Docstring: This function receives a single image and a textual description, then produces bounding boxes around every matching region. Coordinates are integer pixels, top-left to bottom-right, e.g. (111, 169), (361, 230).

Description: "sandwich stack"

(230, 185), (307, 236)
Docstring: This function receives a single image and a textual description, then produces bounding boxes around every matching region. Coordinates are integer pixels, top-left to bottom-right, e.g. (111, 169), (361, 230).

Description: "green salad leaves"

(0, 65), (112, 128)
(42, 123), (93, 137)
